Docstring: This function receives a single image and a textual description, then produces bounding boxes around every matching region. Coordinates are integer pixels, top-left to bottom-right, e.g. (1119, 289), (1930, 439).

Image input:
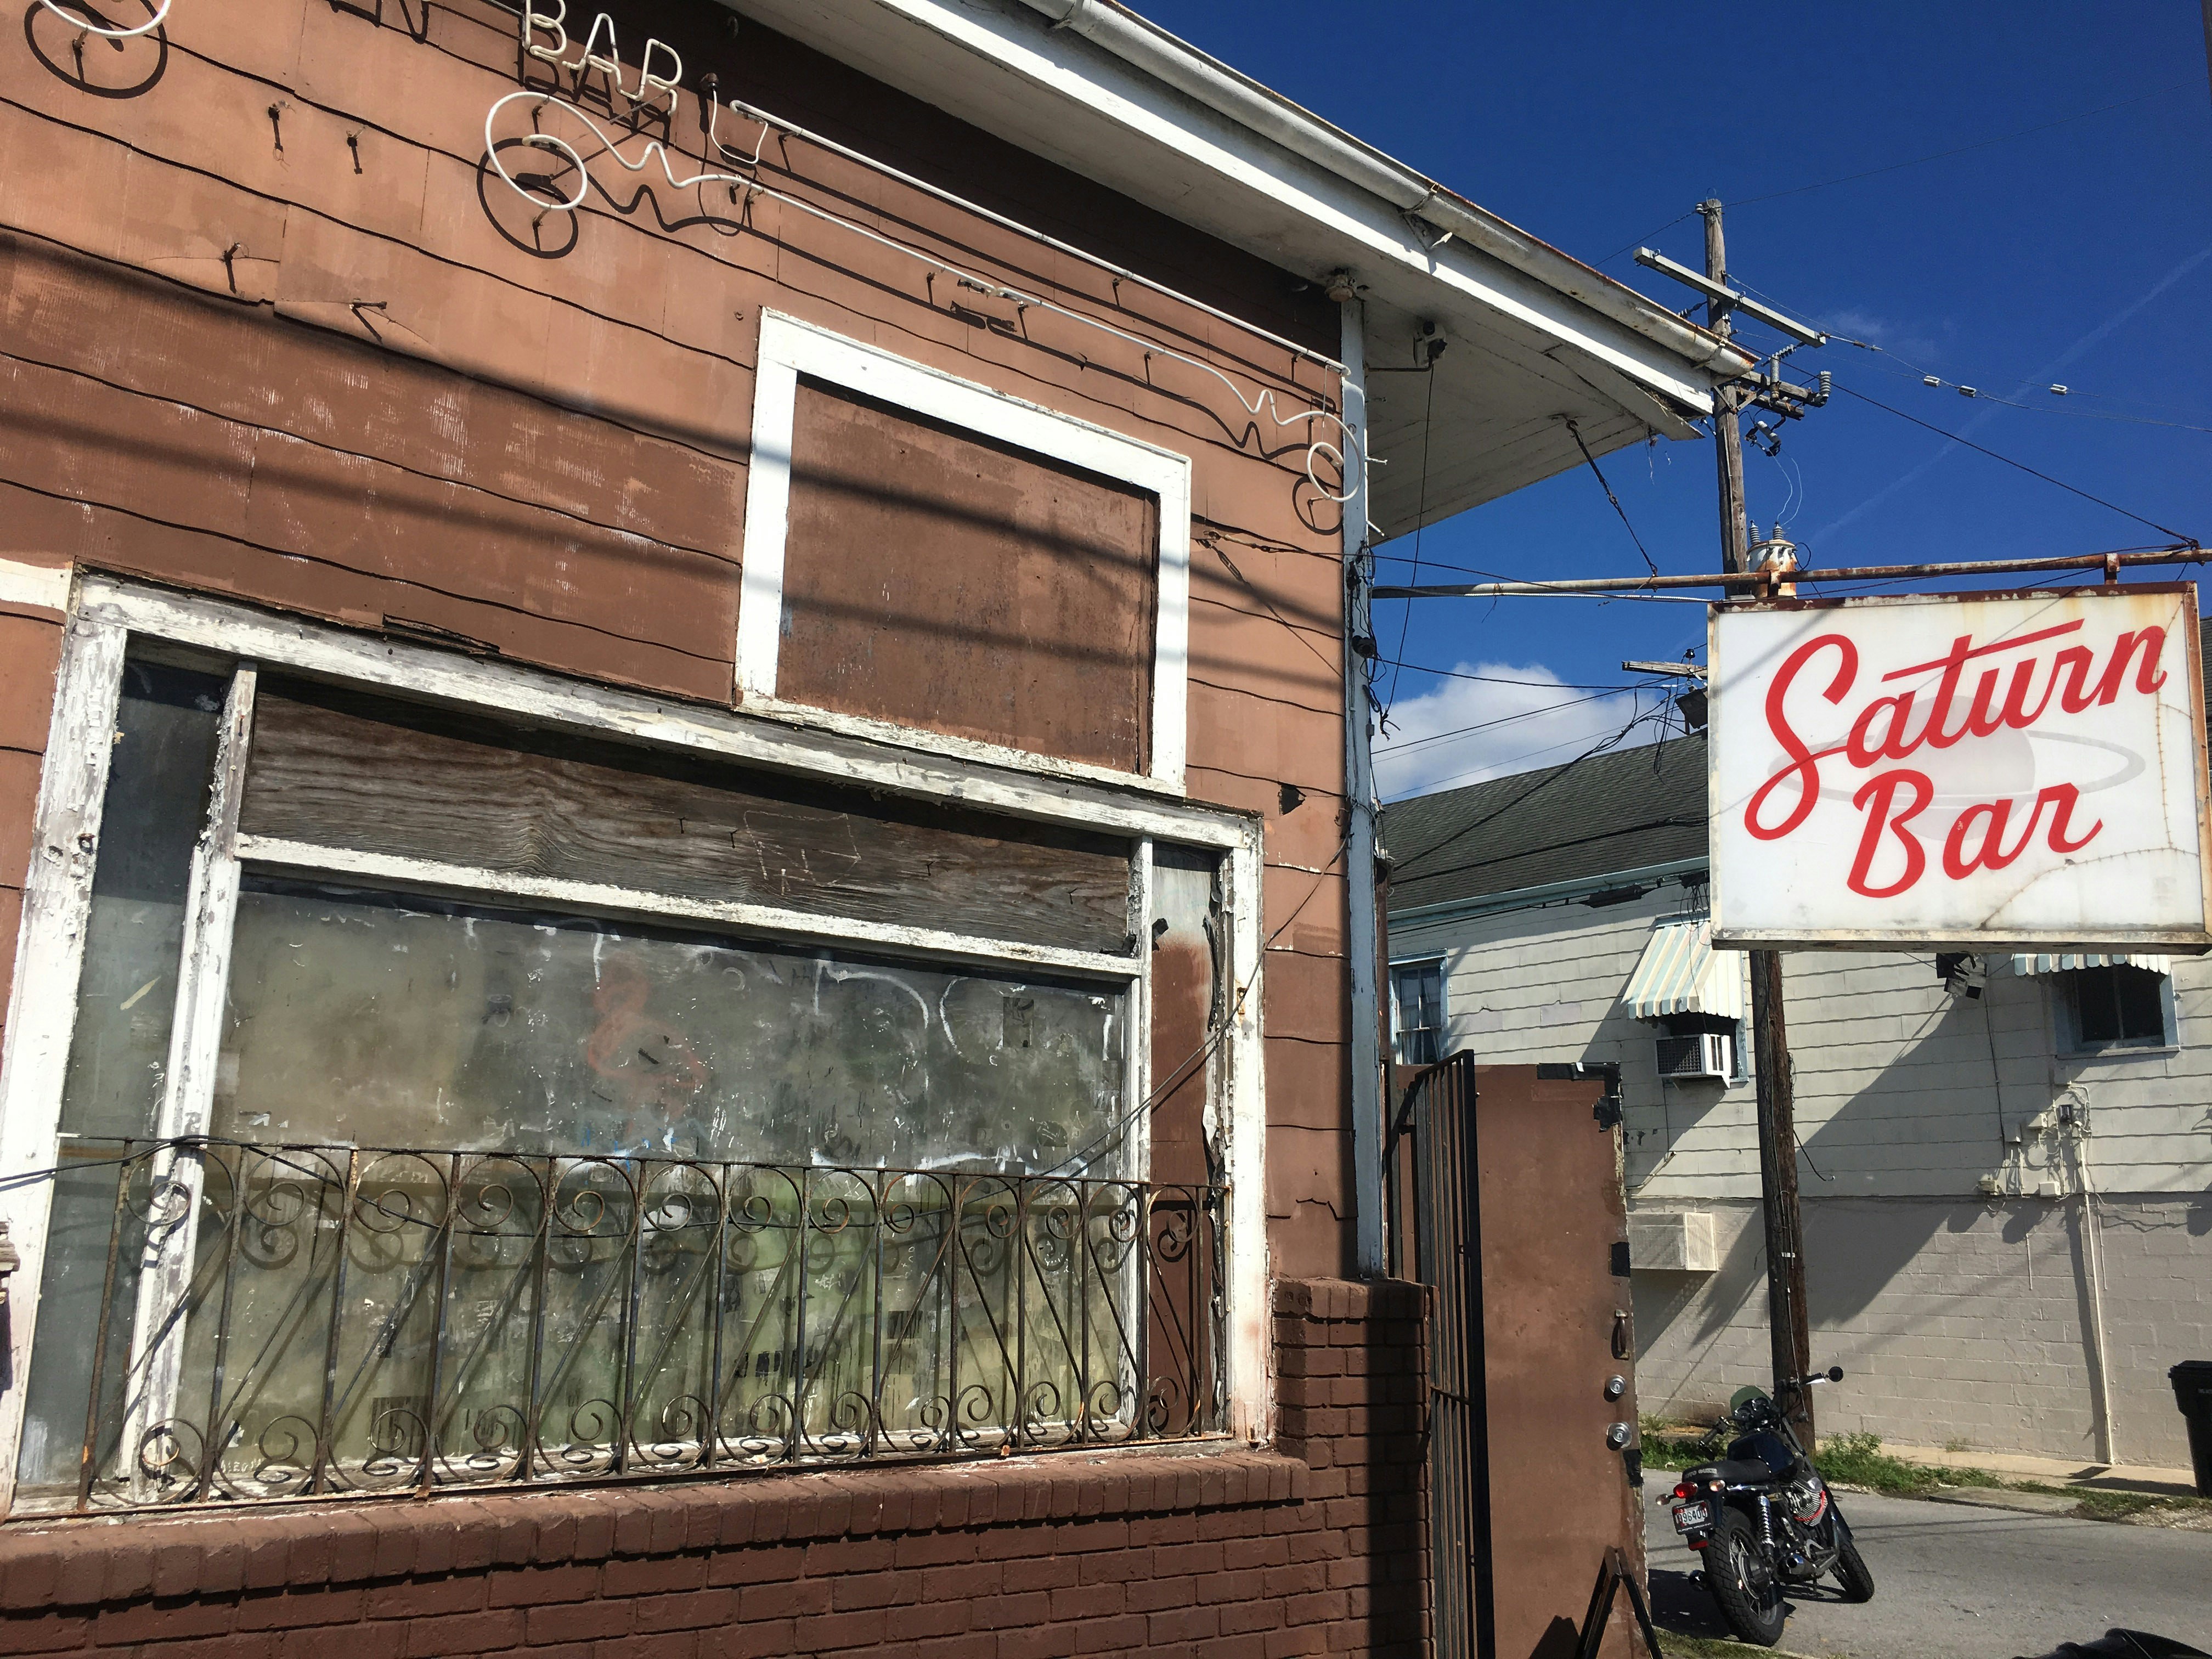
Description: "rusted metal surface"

(1477, 1065), (1645, 1659)
(1373, 544), (2203, 599)
(1403, 1060), (1646, 1659)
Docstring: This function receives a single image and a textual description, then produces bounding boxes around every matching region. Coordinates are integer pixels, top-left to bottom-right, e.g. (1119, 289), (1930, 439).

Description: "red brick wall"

(0, 1280), (1427, 1658)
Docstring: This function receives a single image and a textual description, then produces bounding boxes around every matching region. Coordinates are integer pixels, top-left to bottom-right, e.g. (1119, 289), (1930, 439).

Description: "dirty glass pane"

(137, 882), (1136, 1495)
(14, 662), (226, 1500)
(212, 881), (1127, 1172)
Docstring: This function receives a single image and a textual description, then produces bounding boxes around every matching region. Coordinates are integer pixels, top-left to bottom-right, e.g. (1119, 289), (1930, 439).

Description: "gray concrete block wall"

(1630, 1195), (2203, 1466)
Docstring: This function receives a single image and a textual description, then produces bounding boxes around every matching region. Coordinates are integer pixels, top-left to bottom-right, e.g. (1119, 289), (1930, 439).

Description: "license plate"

(1672, 1500), (1712, 1532)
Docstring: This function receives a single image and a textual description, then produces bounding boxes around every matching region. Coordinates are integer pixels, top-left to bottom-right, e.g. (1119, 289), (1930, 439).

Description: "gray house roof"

(1383, 614), (2212, 922)
(1383, 733), (1709, 915)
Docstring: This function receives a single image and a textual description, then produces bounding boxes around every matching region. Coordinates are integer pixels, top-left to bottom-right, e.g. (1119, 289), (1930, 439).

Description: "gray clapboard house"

(1383, 684), (2211, 1471)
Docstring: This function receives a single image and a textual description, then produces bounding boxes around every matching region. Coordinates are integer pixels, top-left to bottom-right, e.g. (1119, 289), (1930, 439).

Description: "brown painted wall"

(0, 0), (1358, 1269)
(0, 584), (67, 1054)
(0, 1280), (1425, 1659)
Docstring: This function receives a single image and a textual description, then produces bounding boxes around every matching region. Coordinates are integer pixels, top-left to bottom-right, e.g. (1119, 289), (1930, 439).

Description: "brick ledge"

(0, 1444), (1309, 1610)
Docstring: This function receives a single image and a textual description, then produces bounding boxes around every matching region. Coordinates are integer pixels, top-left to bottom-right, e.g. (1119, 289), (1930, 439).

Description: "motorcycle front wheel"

(1829, 1511), (1876, 1602)
(1708, 1510), (1790, 1647)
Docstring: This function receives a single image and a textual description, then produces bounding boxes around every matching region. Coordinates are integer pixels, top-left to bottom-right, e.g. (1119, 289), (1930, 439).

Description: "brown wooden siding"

(0, 0), (1355, 1267)
(780, 381), (1157, 772)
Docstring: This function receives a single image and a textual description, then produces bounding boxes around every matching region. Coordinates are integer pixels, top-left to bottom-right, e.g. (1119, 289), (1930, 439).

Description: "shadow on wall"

(1633, 1222), (1768, 1423)
(1626, 973), (2067, 1430)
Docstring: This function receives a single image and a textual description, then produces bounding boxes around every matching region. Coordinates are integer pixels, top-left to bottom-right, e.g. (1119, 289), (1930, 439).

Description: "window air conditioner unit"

(1656, 1032), (1731, 1081)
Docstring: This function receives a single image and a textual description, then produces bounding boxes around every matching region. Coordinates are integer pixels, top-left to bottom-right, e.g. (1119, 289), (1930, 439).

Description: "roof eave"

(720, 0), (1755, 530)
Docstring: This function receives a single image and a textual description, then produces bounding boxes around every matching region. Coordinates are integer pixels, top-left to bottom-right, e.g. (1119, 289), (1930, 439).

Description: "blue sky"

(1135, 1), (2212, 797)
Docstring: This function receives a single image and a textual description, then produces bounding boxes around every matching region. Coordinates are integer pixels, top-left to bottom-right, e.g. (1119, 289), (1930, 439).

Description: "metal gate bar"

(1397, 1053), (1492, 1658)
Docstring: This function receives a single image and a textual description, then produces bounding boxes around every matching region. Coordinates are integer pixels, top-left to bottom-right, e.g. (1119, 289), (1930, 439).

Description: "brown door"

(1477, 1063), (1644, 1659)
(1400, 1059), (1646, 1659)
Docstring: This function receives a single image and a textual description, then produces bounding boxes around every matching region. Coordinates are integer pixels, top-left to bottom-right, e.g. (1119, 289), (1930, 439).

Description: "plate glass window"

(10, 653), (1229, 1514)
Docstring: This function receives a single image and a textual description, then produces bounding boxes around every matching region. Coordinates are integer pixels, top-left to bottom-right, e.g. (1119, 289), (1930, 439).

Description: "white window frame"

(738, 311), (1193, 792)
(2055, 966), (2180, 1057)
(1389, 956), (1446, 1066)
(0, 577), (1266, 1514)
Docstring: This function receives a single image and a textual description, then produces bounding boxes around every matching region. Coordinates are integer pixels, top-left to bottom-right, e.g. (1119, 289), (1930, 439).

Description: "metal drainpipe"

(1339, 302), (1385, 1279)
(2073, 1126), (2119, 1465)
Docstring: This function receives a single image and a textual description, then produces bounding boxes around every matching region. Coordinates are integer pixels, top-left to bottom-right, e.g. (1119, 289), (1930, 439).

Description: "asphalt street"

(1643, 1475), (2212, 1658)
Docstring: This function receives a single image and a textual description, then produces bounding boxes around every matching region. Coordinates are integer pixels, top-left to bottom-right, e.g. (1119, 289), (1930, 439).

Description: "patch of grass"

(1812, 1431), (2002, 1495)
(1639, 1414), (1729, 1471)
(1644, 1423), (2208, 1527)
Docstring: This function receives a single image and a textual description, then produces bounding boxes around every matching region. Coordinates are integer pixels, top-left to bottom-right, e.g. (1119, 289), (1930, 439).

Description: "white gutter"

(1014, 0), (1752, 381)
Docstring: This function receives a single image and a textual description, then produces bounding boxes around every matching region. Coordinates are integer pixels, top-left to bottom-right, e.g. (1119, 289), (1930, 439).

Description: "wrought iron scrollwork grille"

(29, 1140), (1224, 1514)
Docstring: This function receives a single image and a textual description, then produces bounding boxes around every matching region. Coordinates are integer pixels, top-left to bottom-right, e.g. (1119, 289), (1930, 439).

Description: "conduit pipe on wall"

(1012, 0), (1753, 379)
(2071, 1121), (2119, 1465)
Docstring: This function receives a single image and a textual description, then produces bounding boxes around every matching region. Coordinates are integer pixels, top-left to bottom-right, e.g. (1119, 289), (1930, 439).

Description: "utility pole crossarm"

(1634, 248), (1829, 346)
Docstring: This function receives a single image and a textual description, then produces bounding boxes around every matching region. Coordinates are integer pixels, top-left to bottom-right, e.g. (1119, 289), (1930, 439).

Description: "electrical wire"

(1388, 697), (1672, 876)
(1563, 417), (1658, 577)
(1042, 833), (1353, 1180)
(1371, 658), (1674, 692)
(1826, 381), (2197, 544)
(1396, 713), (1662, 796)
(1379, 364), (1440, 725)
(1373, 685), (1642, 758)
(1728, 294), (2212, 433)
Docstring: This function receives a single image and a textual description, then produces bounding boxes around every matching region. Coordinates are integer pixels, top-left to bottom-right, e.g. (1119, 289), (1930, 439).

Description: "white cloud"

(1372, 661), (1666, 802)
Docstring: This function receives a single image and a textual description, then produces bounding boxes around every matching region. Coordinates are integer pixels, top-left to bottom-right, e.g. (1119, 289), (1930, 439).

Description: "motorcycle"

(1661, 1367), (1875, 1647)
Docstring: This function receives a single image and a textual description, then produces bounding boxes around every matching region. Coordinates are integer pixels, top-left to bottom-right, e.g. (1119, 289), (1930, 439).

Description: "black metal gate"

(1391, 1052), (1490, 1659)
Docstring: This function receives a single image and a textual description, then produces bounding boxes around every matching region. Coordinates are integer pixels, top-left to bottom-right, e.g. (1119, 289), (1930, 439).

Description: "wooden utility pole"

(1699, 199), (1816, 1443)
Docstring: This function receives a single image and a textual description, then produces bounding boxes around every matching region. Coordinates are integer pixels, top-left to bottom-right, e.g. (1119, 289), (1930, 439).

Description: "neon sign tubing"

(486, 89), (1362, 504)
(34, 0), (170, 39)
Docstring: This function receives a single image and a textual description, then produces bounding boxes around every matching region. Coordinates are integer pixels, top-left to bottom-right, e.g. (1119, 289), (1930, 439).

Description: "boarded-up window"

(778, 380), (1158, 771)
(239, 681), (1134, 956)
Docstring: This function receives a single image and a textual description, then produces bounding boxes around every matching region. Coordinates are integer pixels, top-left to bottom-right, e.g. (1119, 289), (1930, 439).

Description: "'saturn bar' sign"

(1710, 586), (2212, 950)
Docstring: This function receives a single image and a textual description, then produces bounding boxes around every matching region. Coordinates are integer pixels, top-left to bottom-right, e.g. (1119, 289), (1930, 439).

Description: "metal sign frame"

(1708, 584), (2212, 953)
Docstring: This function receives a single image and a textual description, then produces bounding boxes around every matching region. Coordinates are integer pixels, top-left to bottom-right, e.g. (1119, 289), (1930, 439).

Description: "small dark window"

(1393, 961), (1446, 1066)
(2068, 966), (2170, 1051)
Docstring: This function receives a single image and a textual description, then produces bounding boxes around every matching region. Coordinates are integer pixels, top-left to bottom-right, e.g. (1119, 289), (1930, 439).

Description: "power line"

(1389, 699), (1672, 876)
(1379, 360), (1440, 724)
(1374, 685), (1639, 758)
(1725, 296), (2212, 432)
(1564, 417), (1658, 576)
(1828, 380), (2198, 544)
(1372, 657), (1675, 692)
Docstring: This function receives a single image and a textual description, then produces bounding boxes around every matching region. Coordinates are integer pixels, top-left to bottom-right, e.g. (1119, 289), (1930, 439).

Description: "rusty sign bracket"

(1373, 544), (2203, 601)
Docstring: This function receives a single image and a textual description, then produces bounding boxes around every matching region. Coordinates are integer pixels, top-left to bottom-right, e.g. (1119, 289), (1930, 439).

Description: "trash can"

(2169, 1361), (2212, 1497)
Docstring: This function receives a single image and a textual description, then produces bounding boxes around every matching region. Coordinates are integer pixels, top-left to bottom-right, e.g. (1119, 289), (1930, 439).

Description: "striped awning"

(2010, 953), (2172, 978)
(1623, 919), (1746, 1023)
